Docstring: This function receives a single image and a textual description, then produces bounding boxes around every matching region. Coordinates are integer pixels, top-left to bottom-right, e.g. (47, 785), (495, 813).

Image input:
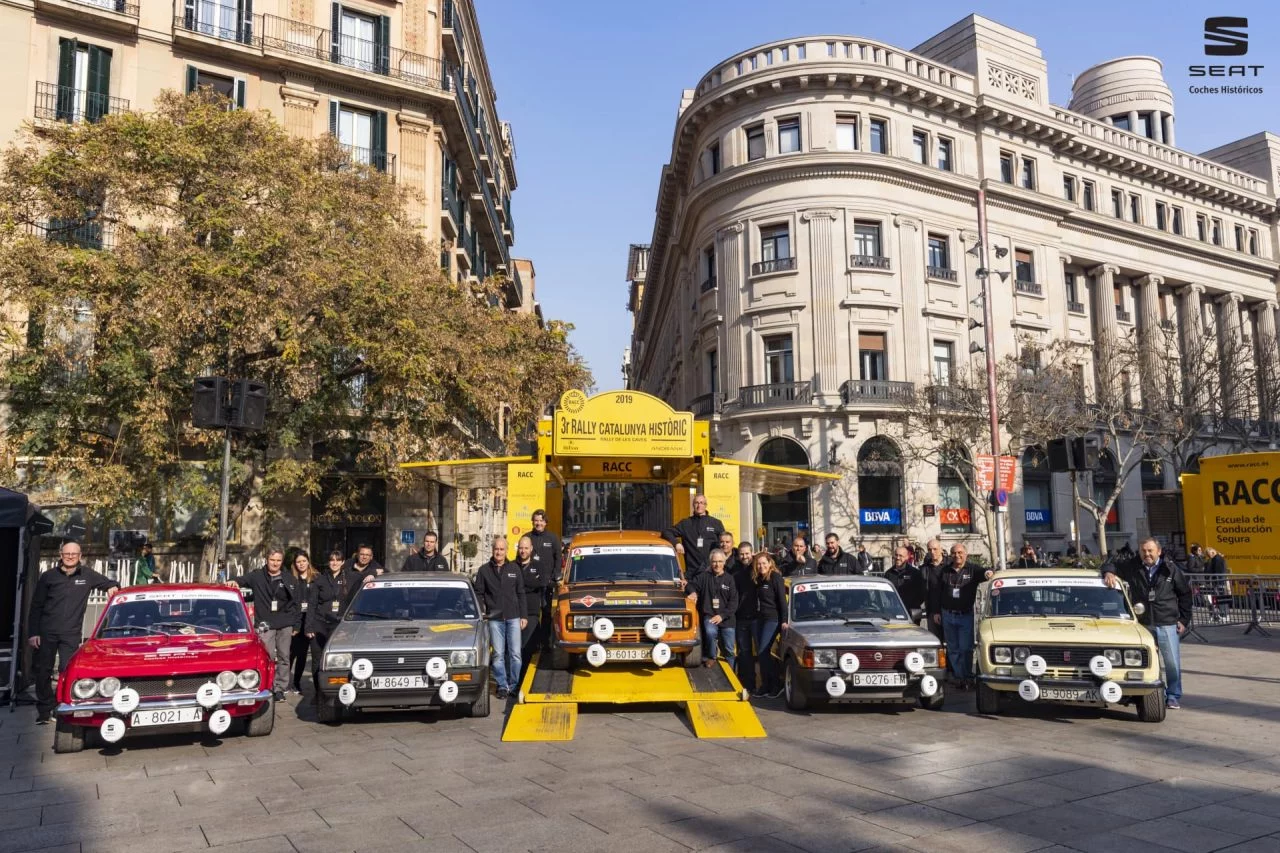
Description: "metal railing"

(43, 219), (111, 250)
(751, 256), (796, 276)
(1067, 300), (1086, 314)
(257, 14), (450, 92)
(441, 180), (463, 225)
(1115, 308), (1133, 323)
(1160, 319), (1175, 331)
(738, 381), (812, 410)
(850, 254), (891, 269)
(174, 4), (254, 45)
(927, 384), (982, 410)
(840, 379), (914, 405)
(66, 0), (139, 15)
(689, 393), (722, 417)
(338, 144), (395, 175)
(34, 82), (129, 123)
(927, 265), (957, 281)
(700, 277), (717, 293)
(1180, 573), (1279, 641)
(1015, 280), (1043, 295)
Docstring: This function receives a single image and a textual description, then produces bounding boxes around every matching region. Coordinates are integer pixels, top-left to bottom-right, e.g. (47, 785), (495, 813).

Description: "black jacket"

(730, 562), (758, 619)
(1207, 554), (1227, 578)
(855, 550), (872, 573)
(818, 549), (861, 576)
(781, 555), (816, 577)
(305, 568), (367, 634)
(929, 562), (983, 615)
(689, 570), (739, 627)
(662, 513), (726, 578)
(1014, 555), (1042, 569)
(28, 565), (117, 638)
(921, 556), (949, 605)
(402, 549), (450, 572)
(342, 558), (384, 576)
(1102, 555), (1193, 628)
(474, 559), (526, 621)
(755, 572), (788, 624)
(515, 558), (549, 618)
(292, 574), (316, 623)
(230, 568), (300, 631)
(885, 564), (927, 611)
(527, 529), (563, 582)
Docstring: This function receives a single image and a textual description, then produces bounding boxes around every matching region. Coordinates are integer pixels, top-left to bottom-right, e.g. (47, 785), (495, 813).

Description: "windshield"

(789, 582), (910, 623)
(346, 583), (479, 621)
(97, 591), (250, 637)
(569, 546), (681, 583)
(990, 580), (1131, 618)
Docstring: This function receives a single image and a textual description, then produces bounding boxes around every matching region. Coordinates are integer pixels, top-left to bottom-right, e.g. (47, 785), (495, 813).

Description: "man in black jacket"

(818, 532), (860, 575)
(305, 550), (373, 697)
(473, 537), (526, 699)
(27, 541), (118, 723)
(920, 538), (948, 642)
(401, 532), (450, 572)
(342, 544), (385, 578)
(686, 549), (739, 668)
(729, 542), (757, 691)
(662, 494), (725, 584)
(1103, 538), (1193, 709)
(781, 536), (815, 577)
(526, 510), (562, 651)
(885, 545), (927, 617)
(227, 548), (299, 701)
(513, 535), (548, 674)
(1014, 543), (1042, 569)
(928, 544), (992, 688)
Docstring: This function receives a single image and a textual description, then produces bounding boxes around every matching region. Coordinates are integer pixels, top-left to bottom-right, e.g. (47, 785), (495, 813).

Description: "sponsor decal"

(429, 623), (472, 632)
(574, 545), (674, 557)
(117, 589), (240, 603)
(794, 581), (881, 591)
(993, 579), (1005, 589)
(367, 580), (470, 589)
(205, 638), (252, 648)
(575, 595), (599, 608)
(1007, 577), (1105, 588)
(605, 598), (652, 606)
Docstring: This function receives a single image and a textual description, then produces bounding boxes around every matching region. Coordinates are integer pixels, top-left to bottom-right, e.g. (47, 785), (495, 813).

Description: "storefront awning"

(399, 456), (536, 490)
(714, 459), (842, 496)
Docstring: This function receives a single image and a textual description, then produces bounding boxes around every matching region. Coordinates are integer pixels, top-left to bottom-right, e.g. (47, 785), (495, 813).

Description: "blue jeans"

(942, 610), (975, 680)
(703, 620), (736, 669)
(1152, 623), (1182, 701)
(755, 620), (781, 693)
(735, 618), (757, 691)
(488, 618), (522, 693)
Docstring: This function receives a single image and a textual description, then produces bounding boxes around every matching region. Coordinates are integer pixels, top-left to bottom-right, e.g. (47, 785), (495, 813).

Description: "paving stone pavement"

(2, 630), (1279, 853)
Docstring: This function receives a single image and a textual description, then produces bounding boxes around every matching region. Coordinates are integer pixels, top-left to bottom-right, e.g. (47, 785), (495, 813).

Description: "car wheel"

(918, 691), (946, 711)
(976, 682), (1002, 715)
(316, 695), (341, 724)
(548, 643), (571, 671)
(461, 686), (491, 718)
(784, 659), (809, 711)
(53, 719), (85, 754)
(1137, 687), (1167, 723)
(682, 644), (703, 668)
(245, 697), (275, 737)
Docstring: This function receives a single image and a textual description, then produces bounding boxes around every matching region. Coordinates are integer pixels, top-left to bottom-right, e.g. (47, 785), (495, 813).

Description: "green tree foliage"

(0, 92), (589, 534)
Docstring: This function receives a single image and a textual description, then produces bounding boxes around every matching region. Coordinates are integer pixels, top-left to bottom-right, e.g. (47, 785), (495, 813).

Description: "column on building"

(717, 221), (746, 402)
(1137, 274), (1165, 406)
(893, 215), (927, 386)
(282, 87), (319, 138)
(1253, 300), (1280, 422)
(1127, 110), (1139, 133)
(1090, 264), (1121, 402)
(1217, 292), (1245, 418)
(1178, 284), (1208, 413)
(803, 209), (840, 402)
(1150, 109), (1164, 144)
(1164, 114), (1176, 147)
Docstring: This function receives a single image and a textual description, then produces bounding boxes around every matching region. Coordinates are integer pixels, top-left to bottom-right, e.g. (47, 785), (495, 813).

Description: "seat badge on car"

(1062, 651), (1072, 662)
(397, 657), (404, 665)
(577, 596), (598, 608)
(873, 652), (883, 662)
(165, 679), (174, 688)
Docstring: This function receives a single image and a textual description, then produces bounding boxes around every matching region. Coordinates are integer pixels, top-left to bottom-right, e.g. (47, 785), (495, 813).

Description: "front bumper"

(317, 668), (487, 709)
(979, 674), (1163, 696)
(558, 637), (698, 653)
(56, 689), (272, 726)
(803, 667), (946, 703)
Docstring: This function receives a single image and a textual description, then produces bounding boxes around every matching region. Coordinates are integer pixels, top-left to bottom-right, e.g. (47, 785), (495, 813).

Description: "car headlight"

(72, 678), (98, 700)
(1123, 649), (1144, 667)
(325, 652), (353, 671)
(237, 669), (260, 690)
(1104, 649), (1122, 665)
(992, 647), (1012, 664)
(450, 650), (476, 667)
(663, 614), (684, 628)
(97, 676), (121, 697)
(1013, 647), (1030, 663)
(811, 649), (837, 668)
(571, 615), (594, 630)
(216, 671), (238, 691)
(917, 648), (939, 668)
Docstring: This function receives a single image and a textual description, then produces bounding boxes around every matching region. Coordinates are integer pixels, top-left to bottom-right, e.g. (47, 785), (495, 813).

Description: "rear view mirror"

(909, 608), (923, 623)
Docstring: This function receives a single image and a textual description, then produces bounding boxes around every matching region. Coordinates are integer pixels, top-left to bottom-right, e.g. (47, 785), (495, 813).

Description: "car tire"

(53, 719), (85, 754)
(784, 659), (809, 711)
(547, 643), (571, 671)
(1137, 687), (1167, 723)
(245, 697), (275, 737)
(316, 695), (342, 725)
(682, 644), (703, 668)
(462, 686), (491, 718)
(976, 682), (1002, 716)
(918, 691), (946, 711)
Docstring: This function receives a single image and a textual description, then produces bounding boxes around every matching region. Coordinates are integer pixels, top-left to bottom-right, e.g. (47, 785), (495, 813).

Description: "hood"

(983, 615), (1151, 645)
(71, 634), (266, 673)
(327, 619), (483, 652)
(791, 620), (940, 648)
(562, 585), (688, 612)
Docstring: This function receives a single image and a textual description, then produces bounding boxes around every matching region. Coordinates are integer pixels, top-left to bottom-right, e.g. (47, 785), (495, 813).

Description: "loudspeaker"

(192, 377), (228, 429)
(1073, 436), (1100, 471)
(230, 380), (268, 430)
(1047, 436), (1101, 472)
(1047, 438), (1073, 472)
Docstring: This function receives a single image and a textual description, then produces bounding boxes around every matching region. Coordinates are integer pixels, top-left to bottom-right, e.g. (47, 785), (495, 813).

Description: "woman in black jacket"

(305, 550), (369, 699)
(752, 553), (788, 698)
(288, 552), (318, 695)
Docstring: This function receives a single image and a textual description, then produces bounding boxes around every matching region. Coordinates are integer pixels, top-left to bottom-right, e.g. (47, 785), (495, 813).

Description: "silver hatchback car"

(315, 577), (490, 722)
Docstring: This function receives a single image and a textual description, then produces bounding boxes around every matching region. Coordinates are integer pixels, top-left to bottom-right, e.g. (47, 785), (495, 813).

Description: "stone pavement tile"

(1068, 832), (1186, 853)
(545, 827), (689, 853)
(768, 782), (911, 817)
(857, 802), (976, 838)
(1221, 788), (1280, 818)
(285, 818), (426, 853)
(400, 798), (544, 836)
(1178, 803), (1280, 839)
(770, 815), (917, 853)
(15, 752), (108, 777)
(27, 765), (149, 790)
(0, 774), (35, 796)
(141, 753), (255, 776)
(453, 813), (609, 853)
(289, 764), (411, 792)
(201, 809), (327, 847)
(359, 768), (476, 797)
(314, 794), (460, 828)
(206, 759), (317, 784)
(684, 782), (776, 813)
(0, 780), (100, 810)
(925, 790), (1038, 822)
(438, 776), (555, 807)
(77, 826), (210, 853)
(302, 748), (411, 774)
(1217, 836), (1280, 853)
(986, 779), (1090, 807)
(517, 782), (645, 818)
(1071, 786), (1200, 821)
(858, 755), (954, 778)
(202, 837), (298, 853)
(614, 771), (720, 801)
(1040, 767), (1158, 796)
(853, 771), (990, 802)
(355, 834), (475, 853)
(699, 836), (808, 852)
(1230, 756), (1280, 776)
(990, 804), (1140, 846)
(652, 813), (791, 850)
(573, 793), (714, 830)
(0, 804), (43, 832)
(1115, 817), (1249, 853)
(177, 777), (300, 807)
(901, 823), (1051, 853)
(97, 769), (213, 800)
(522, 762), (659, 793)
(0, 818), (139, 853)
(257, 784), (353, 816)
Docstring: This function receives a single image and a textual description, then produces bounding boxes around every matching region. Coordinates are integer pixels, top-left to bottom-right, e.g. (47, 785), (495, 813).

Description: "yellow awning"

(715, 458), (842, 496)
(399, 456), (536, 489)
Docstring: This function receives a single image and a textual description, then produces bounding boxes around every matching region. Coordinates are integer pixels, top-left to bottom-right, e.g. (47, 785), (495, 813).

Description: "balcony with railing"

(441, 180), (462, 236)
(1068, 300), (1086, 314)
(689, 393), (722, 417)
(926, 384), (982, 411)
(1015, 280), (1043, 296)
(174, 3), (255, 45)
(738, 381), (813, 410)
(927, 265), (956, 282)
(257, 15), (450, 93)
(42, 219), (112, 251)
(37, 0), (138, 33)
(34, 82), (129, 124)
(338, 144), (395, 176)
(1160, 319), (1175, 331)
(700, 276), (717, 293)
(840, 379), (914, 406)
(850, 254), (891, 270)
(751, 256), (796, 276)
(1115, 308), (1133, 323)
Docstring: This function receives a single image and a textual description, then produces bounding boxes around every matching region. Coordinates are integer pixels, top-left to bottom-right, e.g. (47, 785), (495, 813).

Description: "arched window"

(1141, 457), (1164, 492)
(1093, 450), (1120, 533)
(937, 443), (973, 533)
(1022, 446), (1052, 533)
(756, 437), (811, 546)
(858, 437), (902, 533)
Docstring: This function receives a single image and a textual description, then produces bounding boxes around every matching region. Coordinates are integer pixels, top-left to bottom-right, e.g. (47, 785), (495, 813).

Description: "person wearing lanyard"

(305, 550), (374, 701)
(226, 549), (299, 702)
(686, 550), (739, 668)
(928, 544), (991, 690)
(288, 552), (318, 696)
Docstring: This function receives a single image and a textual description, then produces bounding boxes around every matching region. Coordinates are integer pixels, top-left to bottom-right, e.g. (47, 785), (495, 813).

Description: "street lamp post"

(975, 188), (1008, 572)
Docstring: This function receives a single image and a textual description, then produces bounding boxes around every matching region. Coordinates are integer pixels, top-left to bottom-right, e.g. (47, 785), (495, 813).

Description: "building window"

(1129, 194), (1141, 224)
(1014, 248), (1034, 283)
(853, 221), (883, 260)
(1020, 157), (1036, 190)
(1112, 114), (1131, 132)
(1211, 218), (1223, 246)
(999, 151), (1014, 183)
(857, 437), (903, 534)
(54, 39), (113, 124)
(869, 118), (887, 154)
(336, 8), (388, 74)
(1063, 175), (1076, 202)
(746, 123), (765, 161)
(764, 335), (794, 385)
(936, 137), (953, 171)
(858, 332), (887, 381)
(1234, 224), (1246, 251)
(1019, 344), (1040, 377)
(1155, 201), (1167, 231)
(185, 66), (245, 109)
(700, 244), (716, 292)
(1111, 189), (1124, 219)
(835, 117), (857, 151)
(1248, 229), (1259, 255)
(705, 140), (720, 176)
(777, 117), (801, 154)
(1065, 271), (1084, 313)
(331, 101), (389, 171)
(1172, 206), (1184, 235)
(927, 234), (950, 271)
(938, 445), (974, 534)
(1196, 214), (1208, 241)
(797, 44), (806, 59)
(912, 129), (928, 165)
(760, 224), (791, 263)
(1082, 180), (1096, 211)
(826, 42), (836, 57)
(932, 340), (954, 385)
(1022, 447), (1052, 532)
(707, 349), (719, 395)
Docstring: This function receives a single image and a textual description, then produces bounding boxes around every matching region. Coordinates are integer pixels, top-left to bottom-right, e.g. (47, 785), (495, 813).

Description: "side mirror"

(1133, 602), (1146, 616)
(910, 608), (923, 623)
(240, 588), (253, 601)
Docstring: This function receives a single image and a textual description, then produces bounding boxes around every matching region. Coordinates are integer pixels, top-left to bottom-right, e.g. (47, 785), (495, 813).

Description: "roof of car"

(792, 574), (892, 585)
(568, 530), (674, 548)
(990, 568), (1102, 580)
(113, 583), (238, 593)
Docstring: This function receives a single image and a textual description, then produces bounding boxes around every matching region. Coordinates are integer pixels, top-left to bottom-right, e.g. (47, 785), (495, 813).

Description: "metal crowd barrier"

(1183, 572), (1276, 642)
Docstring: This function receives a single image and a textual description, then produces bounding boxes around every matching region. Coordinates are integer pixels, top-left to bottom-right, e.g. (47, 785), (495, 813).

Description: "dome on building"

(1068, 57), (1175, 143)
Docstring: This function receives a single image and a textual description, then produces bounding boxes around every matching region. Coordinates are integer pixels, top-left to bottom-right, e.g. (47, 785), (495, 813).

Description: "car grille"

(1027, 646), (1146, 667)
(613, 631), (642, 644)
(360, 651), (453, 671)
(122, 673), (222, 699)
(841, 649), (908, 671)
(600, 614), (684, 629)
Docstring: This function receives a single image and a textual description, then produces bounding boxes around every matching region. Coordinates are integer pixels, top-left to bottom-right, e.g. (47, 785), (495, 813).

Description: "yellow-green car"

(974, 568), (1165, 723)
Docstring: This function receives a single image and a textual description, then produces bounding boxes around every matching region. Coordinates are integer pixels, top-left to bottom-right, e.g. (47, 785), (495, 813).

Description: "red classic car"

(53, 584), (275, 753)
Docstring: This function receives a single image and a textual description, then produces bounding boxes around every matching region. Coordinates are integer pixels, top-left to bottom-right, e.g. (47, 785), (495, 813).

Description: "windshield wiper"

(151, 621), (218, 633)
(348, 610), (397, 620)
(99, 625), (164, 636)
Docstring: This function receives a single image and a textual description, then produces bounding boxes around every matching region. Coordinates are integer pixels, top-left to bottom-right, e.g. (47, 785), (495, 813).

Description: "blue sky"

(477, 0), (1279, 391)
